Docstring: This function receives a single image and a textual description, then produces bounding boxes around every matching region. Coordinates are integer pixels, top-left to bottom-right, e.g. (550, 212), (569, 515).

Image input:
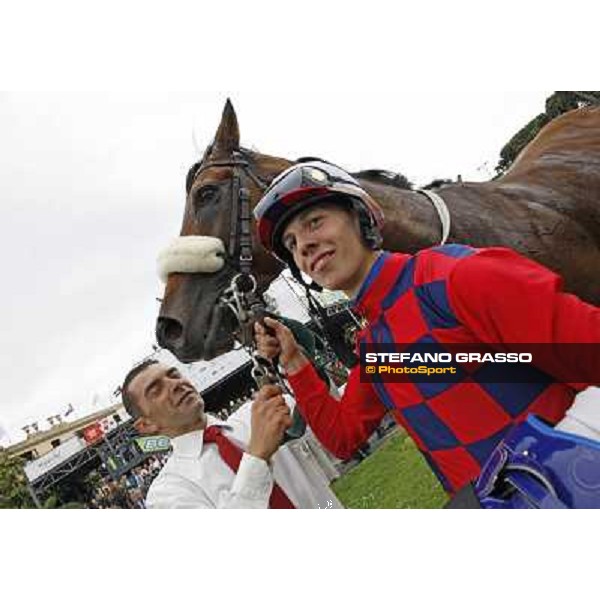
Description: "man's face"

(128, 363), (205, 437)
(281, 203), (376, 296)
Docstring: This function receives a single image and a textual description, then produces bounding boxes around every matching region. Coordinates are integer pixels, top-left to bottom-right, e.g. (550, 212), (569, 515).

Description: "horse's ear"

(211, 98), (240, 157)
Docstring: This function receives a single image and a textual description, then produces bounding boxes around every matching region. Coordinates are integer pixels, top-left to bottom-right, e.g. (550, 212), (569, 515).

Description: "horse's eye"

(195, 185), (219, 204)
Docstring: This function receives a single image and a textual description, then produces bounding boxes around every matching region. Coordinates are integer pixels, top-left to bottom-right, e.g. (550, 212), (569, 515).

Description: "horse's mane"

(422, 178), (454, 190)
(352, 169), (413, 190)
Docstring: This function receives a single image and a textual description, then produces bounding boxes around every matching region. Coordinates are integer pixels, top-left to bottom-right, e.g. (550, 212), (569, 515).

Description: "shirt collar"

(353, 251), (389, 304)
(169, 415), (231, 459)
(352, 251), (411, 322)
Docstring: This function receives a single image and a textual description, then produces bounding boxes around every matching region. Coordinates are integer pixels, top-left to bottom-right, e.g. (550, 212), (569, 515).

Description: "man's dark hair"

(121, 359), (159, 419)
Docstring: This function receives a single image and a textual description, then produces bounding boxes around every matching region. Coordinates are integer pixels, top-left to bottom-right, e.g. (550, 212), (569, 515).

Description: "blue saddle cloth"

(475, 415), (600, 509)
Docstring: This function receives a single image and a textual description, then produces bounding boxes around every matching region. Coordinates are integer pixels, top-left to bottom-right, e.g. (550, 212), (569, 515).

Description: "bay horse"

(156, 100), (600, 363)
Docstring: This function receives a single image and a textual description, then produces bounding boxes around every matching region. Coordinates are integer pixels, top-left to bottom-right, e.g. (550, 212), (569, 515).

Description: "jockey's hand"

(249, 384), (293, 461)
(255, 317), (309, 376)
(254, 319), (282, 361)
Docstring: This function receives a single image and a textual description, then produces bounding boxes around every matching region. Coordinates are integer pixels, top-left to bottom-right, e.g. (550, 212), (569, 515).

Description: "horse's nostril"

(156, 317), (184, 346)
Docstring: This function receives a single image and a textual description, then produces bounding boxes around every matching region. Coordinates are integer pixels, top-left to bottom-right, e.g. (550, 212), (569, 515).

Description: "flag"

(82, 422), (104, 445)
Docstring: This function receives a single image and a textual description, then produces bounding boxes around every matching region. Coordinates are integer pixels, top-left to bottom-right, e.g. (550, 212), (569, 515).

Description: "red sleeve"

(287, 362), (386, 460)
(447, 247), (600, 387)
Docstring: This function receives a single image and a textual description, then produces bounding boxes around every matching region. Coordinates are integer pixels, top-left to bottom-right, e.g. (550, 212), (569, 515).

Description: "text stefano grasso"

(364, 352), (532, 364)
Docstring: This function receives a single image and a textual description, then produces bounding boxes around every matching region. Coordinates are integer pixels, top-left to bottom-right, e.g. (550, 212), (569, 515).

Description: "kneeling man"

(121, 360), (341, 509)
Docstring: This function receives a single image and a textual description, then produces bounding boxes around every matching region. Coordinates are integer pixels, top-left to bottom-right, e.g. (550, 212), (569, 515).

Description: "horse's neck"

(365, 184), (447, 254)
(370, 181), (549, 254)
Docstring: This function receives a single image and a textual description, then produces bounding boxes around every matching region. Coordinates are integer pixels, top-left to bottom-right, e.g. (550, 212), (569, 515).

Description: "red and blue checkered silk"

(288, 245), (599, 493)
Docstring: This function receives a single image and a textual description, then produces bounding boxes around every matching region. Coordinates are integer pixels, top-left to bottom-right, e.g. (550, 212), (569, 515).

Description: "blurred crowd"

(89, 454), (169, 509)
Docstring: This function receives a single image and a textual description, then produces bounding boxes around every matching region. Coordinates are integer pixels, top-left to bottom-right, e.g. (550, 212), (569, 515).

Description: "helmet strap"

(289, 262), (323, 292)
(287, 263), (359, 369)
(353, 199), (383, 250)
(303, 285), (359, 369)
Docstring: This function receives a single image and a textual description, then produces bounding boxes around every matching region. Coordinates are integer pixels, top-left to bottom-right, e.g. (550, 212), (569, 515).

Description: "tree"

(43, 494), (85, 509)
(495, 91), (600, 176)
(0, 450), (35, 508)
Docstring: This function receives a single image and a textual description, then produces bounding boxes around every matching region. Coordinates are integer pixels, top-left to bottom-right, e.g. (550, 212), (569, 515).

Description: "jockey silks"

(287, 245), (599, 494)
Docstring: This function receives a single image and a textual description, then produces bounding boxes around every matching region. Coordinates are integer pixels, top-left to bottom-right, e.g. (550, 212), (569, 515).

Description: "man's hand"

(248, 384), (293, 462)
(254, 317), (309, 375)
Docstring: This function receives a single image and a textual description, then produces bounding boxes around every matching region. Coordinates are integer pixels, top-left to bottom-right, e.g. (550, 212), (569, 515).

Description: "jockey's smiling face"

(281, 202), (379, 297)
(129, 363), (206, 438)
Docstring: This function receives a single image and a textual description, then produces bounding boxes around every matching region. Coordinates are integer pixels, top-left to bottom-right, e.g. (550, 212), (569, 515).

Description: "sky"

(0, 90), (552, 444)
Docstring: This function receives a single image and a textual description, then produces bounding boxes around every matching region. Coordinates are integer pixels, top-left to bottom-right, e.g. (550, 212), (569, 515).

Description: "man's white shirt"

(146, 399), (342, 509)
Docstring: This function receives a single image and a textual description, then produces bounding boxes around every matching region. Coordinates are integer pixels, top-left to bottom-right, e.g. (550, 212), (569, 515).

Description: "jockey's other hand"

(255, 317), (309, 376)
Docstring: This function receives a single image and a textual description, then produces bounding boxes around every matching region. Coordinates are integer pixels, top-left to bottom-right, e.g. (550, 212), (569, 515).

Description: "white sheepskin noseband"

(157, 236), (226, 283)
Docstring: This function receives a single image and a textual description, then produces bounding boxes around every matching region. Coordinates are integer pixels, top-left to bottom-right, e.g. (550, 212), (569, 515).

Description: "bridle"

(186, 152), (270, 279)
(184, 151), (290, 391)
(183, 152), (309, 440)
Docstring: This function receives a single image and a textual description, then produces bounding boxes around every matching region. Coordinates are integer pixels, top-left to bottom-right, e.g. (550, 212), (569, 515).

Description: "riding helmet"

(253, 160), (385, 266)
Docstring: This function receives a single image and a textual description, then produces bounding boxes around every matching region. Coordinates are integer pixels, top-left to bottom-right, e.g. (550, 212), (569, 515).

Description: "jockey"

(253, 159), (600, 508)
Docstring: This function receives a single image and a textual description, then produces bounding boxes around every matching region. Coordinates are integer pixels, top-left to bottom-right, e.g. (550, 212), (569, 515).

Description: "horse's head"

(156, 100), (292, 362)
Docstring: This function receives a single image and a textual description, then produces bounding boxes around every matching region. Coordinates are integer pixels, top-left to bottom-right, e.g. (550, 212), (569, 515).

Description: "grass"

(331, 431), (448, 509)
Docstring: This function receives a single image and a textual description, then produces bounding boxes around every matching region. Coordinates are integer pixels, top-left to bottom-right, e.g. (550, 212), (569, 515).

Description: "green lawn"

(331, 431), (448, 509)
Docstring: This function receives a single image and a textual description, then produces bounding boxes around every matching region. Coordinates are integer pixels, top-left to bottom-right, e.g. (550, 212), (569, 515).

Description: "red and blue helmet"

(254, 160), (385, 264)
